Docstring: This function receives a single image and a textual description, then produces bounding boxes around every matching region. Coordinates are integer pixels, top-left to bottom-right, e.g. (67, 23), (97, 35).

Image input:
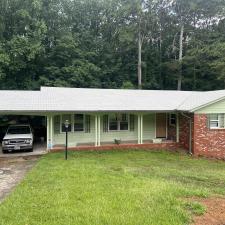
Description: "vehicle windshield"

(7, 126), (31, 134)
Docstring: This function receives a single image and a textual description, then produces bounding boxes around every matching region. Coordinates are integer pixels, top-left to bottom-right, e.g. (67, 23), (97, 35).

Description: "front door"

(156, 113), (167, 138)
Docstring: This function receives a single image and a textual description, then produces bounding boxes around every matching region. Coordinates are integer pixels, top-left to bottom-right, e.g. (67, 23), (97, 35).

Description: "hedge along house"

(1, 87), (225, 158)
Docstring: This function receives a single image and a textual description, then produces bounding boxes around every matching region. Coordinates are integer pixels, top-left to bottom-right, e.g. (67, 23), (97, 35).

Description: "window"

(109, 114), (129, 131)
(61, 114), (72, 132)
(209, 114), (225, 129)
(61, 114), (85, 132)
(120, 114), (129, 130)
(74, 114), (84, 132)
(169, 114), (176, 126)
(109, 114), (118, 131)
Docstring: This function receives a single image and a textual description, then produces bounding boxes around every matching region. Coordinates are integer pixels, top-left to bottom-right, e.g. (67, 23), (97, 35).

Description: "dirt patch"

(0, 156), (40, 203)
(189, 197), (225, 225)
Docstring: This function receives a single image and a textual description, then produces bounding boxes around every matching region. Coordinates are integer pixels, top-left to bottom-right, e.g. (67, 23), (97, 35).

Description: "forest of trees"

(0, 0), (225, 91)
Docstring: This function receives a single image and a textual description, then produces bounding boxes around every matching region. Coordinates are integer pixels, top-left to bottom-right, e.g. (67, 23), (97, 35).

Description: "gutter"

(181, 112), (193, 155)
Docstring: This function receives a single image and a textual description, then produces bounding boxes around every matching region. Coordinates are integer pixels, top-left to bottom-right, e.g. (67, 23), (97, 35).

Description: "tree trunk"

(159, 26), (163, 89)
(193, 13), (197, 90)
(138, 29), (142, 89)
(177, 24), (184, 91)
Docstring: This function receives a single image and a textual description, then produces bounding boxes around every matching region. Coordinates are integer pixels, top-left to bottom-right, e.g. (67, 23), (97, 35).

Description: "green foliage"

(0, 0), (225, 90)
(121, 81), (135, 89)
(0, 44), (10, 80)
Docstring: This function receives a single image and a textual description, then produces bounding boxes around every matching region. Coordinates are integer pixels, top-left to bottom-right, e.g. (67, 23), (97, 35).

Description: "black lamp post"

(64, 120), (70, 160)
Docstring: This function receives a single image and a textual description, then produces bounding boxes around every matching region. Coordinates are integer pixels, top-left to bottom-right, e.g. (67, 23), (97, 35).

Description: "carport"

(0, 114), (47, 154)
(0, 90), (54, 155)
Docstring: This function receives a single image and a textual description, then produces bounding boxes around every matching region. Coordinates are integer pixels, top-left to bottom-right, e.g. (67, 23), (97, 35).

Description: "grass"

(184, 201), (206, 216)
(0, 150), (225, 225)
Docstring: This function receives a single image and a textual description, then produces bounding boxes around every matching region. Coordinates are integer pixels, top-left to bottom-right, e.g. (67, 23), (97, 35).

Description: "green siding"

(54, 115), (60, 133)
(143, 114), (155, 140)
(53, 115), (96, 147)
(99, 115), (137, 143)
(196, 99), (225, 114)
(53, 114), (156, 147)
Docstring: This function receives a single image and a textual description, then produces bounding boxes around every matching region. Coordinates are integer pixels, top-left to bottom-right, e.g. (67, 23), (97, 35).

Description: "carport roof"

(0, 87), (225, 113)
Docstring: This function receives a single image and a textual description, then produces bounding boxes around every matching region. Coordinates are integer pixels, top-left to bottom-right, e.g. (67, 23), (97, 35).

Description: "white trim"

(210, 127), (225, 130)
(137, 114), (143, 144)
(140, 114), (143, 144)
(191, 95), (225, 112)
(95, 115), (98, 146)
(154, 113), (156, 138)
(137, 115), (140, 144)
(208, 113), (225, 129)
(50, 115), (53, 149)
(98, 115), (101, 146)
(46, 115), (50, 150)
(176, 113), (179, 143)
(166, 113), (168, 139)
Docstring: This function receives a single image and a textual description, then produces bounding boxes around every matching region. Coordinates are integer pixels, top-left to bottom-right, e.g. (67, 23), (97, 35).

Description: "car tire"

(2, 149), (8, 154)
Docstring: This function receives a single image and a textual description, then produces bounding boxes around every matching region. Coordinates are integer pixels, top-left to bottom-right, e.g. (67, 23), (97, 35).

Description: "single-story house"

(1, 86), (225, 158)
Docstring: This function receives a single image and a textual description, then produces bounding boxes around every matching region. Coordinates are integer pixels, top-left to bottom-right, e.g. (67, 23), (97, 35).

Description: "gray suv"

(2, 124), (33, 153)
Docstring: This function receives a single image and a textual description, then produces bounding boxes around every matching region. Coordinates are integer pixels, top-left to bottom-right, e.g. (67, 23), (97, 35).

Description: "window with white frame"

(169, 113), (176, 126)
(109, 114), (129, 131)
(74, 114), (84, 132)
(209, 114), (225, 129)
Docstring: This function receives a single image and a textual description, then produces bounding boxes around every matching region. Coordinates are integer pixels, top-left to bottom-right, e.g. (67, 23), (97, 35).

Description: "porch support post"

(138, 115), (140, 144)
(95, 115), (98, 146)
(46, 115), (49, 150)
(176, 113), (179, 143)
(137, 114), (143, 144)
(97, 115), (101, 146)
(47, 115), (52, 150)
(50, 115), (53, 149)
(140, 114), (143, 144)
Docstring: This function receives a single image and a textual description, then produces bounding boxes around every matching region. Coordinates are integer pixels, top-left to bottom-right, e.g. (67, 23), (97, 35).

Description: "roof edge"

(190, 95), (225, 112)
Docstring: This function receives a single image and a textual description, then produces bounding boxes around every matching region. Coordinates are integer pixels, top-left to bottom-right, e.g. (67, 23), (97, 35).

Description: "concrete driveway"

(0, 156), (40, 203)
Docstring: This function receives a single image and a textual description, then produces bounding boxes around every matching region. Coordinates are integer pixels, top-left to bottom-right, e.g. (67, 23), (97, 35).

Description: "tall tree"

(0, 0), (225, 91)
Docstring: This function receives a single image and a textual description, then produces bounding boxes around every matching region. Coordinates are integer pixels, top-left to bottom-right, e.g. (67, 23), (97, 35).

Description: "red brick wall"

(193, 114), (225, 159)
(52, 142), (180, 152)
(179, 113), (194, 151)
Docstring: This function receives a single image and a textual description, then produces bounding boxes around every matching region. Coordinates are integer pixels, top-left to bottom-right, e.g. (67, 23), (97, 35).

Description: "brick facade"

(179, 113), (194, 151)
(193, 114), (225, 159)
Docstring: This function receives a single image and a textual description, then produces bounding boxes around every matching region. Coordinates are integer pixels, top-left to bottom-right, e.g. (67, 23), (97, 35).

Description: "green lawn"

(0, 150), (225, 225)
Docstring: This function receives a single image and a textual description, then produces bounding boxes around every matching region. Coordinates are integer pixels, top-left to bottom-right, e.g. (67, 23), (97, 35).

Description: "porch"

(47, 112), (180, 150)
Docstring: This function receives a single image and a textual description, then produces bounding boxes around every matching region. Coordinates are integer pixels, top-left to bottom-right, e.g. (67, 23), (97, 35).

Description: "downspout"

(181, 112), (192, 155)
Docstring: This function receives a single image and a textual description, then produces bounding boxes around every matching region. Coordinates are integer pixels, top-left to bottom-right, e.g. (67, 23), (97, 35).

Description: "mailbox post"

(64, 120), (70, 160)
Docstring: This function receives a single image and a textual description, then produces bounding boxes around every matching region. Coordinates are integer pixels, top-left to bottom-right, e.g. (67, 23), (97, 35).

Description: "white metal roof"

(0, 91), (45, 112)
(40, 87), (193, 112)
(177, 90), (225, 111)
(0, 86), (225, 113)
